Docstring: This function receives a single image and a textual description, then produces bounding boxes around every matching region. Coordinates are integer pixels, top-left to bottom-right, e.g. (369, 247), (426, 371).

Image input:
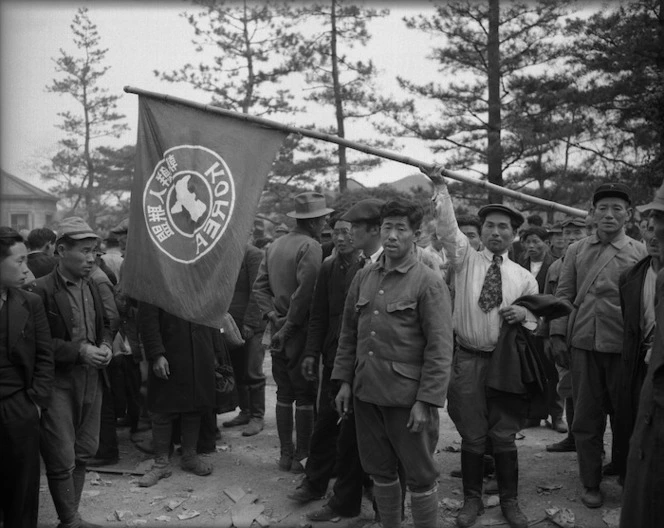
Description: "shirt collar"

(376, 249), (418, 274)
(57, 267), (84, 287)
(589, 230), (630, 249)
(481, 247), (509, 263)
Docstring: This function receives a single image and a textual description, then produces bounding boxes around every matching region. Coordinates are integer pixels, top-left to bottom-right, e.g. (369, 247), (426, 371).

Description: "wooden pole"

(124, 86), (588, 218)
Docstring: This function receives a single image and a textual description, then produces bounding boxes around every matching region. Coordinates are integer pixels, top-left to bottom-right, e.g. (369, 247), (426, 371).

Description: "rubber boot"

(223, 385), (250, 427)
(457, 450), (485, 528)
(275, 402), (294, 470)
(242, 384), (265, 437)
(494, 451), (528, 528)
(180, 413), (212, 476)
(410, 485), (439, 528)
(292, 405), (314, 473)
(48, 475), (80, 528)
(373, 479), (402, 528)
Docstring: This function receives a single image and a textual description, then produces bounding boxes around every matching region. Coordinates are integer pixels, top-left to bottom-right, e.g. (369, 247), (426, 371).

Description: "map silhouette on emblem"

(171, 175), (207, 222)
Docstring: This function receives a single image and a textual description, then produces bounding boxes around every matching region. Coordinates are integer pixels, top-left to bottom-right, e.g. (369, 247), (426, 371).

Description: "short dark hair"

(380, 199), (424, 231)
(526, 214), (543, 227)
(521, 226), (550, 242)
(27, 227), (56, 251)
(0, 226), (24, 260)
(457, 215), (482, 233)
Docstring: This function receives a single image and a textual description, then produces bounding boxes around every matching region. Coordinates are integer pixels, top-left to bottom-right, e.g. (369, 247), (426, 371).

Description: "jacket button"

(378, 290), (384, 295)
(370, 331), (376, 336)
(368, 351), (374, 356)
(373, 310), (379, 315)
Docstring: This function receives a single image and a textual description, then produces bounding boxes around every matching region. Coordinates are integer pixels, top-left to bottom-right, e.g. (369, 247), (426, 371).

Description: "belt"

(457, 343), (493, 359)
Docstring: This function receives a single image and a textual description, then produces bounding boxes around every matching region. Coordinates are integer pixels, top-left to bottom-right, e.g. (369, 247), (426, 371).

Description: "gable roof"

(1, 169), (58, 202)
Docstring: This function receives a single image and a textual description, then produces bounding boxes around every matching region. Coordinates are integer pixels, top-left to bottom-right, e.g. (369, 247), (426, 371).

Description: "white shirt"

(529, 260), (543, 278)
(433, 185), (538, 351)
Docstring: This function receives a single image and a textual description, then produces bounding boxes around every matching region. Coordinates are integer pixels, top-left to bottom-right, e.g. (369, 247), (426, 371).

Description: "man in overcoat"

(0, 227), (54, 528)
(136, 304), (221, 486)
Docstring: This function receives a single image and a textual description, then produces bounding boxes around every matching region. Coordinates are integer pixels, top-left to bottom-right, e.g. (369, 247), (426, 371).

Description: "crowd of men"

(1, 169), (663, 528)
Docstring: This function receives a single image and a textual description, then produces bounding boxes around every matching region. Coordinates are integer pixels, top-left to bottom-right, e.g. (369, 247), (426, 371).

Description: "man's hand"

(241, 325), (254, 341)
(79, 343), (110, 369)
(301, 356), (317, 381)
(99, 343), (113, 367)
(152, 355), (170, 380)
(267, 311), (286, 331)
(407, 401), (431, 433)
(335, 382), (352, 417)
(550, 335), (570, 369)
(499, 305), (527, 325)
(271, 321), (294, 351)
(420, 164), (446, 187)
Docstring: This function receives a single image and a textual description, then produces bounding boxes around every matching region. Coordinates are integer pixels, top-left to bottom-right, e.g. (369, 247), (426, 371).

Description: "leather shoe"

(581, 487), (603, 508)
(287, 484), (324, 503)
(549, 416), (568, 433)
(223, 412), (250, 427)
(457, 497), (484, 527)
(306, 504), (343, 522)
(546, 437), (576, 452)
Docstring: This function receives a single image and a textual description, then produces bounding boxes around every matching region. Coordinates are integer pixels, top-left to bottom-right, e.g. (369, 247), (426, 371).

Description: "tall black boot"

(181, 413), (212, 476)
(48, 475), (80, 528)
(457, 450), (485, 528)
(275, 402), (294, 470)
(72, 464), (86, 511)
(494, 451), (528, 528)
(546, 398), (576, 452)
(292, 405), (314, 473)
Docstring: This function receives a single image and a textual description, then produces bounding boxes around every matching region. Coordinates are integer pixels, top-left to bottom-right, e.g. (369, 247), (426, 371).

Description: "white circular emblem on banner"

(143, 145), (235, 263)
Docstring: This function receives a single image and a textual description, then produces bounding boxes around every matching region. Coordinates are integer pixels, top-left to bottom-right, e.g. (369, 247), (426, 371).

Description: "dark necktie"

(478, 254), (503, 312)
(359, 255), (370, 268)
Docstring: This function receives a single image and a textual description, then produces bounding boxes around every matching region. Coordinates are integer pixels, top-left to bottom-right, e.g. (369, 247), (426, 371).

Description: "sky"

(0, 0), (441, 190)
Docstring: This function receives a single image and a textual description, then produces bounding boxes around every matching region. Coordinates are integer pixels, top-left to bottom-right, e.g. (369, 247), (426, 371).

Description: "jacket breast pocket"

(386, 300), (417, 316)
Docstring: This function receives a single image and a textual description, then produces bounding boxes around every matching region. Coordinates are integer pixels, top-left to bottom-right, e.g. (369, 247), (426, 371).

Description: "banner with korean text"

(122, 95), (287, 328)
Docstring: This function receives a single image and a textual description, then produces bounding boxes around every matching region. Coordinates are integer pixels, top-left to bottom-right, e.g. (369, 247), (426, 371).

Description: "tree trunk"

(83, 85), (96, 228)
(330, 0), (347, 192)
(487, 0), (502, 204)
(242, 0), (253, 114)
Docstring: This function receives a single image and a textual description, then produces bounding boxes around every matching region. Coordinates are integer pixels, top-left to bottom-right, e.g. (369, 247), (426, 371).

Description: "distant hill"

(384, 173), (433, 194)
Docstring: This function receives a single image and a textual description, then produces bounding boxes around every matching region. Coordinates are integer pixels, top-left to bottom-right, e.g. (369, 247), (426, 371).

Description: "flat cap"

(57, 217), (98, 241)
(561, 216), (587, 228)
(477, 204), (525, 229)
(547, 223), (563, 234)
(592, 182), (631, 205)
(110, 218), (129, 235)
(340, 199), (385, 223)
(274, 223), (289, 233)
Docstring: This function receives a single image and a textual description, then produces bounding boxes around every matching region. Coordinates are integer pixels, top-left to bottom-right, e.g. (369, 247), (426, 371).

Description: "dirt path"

(37, 363), (621, 528)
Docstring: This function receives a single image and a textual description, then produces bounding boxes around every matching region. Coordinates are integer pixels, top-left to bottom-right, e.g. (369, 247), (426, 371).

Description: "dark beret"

(340, 199), (385, 223)
(477, 204), (525, 229)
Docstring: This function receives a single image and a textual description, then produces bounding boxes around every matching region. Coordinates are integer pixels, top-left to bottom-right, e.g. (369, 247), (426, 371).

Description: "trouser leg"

(328, 412), (364, 516)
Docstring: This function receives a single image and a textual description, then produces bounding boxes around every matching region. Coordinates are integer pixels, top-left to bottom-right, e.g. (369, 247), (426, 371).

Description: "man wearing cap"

(547, 223), (566, 259)
(273, 223), (289, 239)
(544, 216), (588, 454)
(289, 200), (392, 522)
(550, 182), (647, 508)
(620, 184), (664, 528)
(25, 216), (113, 528)
(614, 202), (663, 484)
(101, 219), (127, 281)
(518, 226), (564, 431)
(253, 191), (332, 472)
(427, 165), (538, 528)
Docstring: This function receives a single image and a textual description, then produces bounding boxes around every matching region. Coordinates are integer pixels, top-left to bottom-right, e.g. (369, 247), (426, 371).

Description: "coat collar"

(589, 230), (631, 250)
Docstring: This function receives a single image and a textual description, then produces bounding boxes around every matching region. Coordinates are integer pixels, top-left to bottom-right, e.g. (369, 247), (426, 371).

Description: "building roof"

(1, 169), (59, 202)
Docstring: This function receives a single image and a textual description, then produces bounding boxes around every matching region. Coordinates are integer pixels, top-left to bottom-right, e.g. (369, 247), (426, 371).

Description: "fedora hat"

(286, 192), (334, 219)
(636, 181), (664, 214)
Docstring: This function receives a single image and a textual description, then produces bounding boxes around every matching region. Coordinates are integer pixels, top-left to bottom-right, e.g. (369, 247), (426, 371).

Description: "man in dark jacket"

(620, 187), (664, 528)
(614, 210), (662, 482)
(253, 192), (332, 472)
(287, 211), (362, 517)
(518, 226), (564, 432)
(0, 227), (54, 528)
(26, 217), (113, 528)
(26, 227), (57, 279)
(136, 304), (221, 487)
(223, 243), (267, 436)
